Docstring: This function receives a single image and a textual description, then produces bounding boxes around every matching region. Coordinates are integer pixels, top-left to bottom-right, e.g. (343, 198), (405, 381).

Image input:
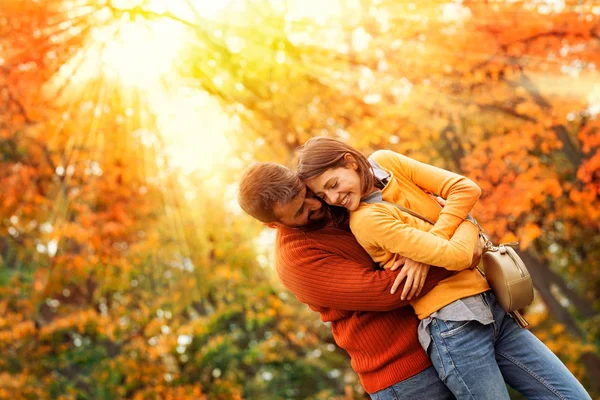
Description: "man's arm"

(276, 233), (453, 312)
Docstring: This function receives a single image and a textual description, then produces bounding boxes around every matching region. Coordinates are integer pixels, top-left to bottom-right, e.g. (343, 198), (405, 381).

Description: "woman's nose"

(325, 191), (336, 205)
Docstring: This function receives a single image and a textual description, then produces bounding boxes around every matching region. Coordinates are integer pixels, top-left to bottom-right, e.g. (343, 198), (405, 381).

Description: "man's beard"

(299, 204), (348, 231)
(301, 214), (329, 231)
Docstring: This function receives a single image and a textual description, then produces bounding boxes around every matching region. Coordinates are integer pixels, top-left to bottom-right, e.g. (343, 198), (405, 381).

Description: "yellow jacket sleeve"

(374, 150), (482, 240)
(351, 205), (480, 271)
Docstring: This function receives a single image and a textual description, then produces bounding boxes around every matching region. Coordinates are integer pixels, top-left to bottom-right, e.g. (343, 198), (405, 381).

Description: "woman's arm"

(352, 206), (480, 271)
(373, 150), (481, 240)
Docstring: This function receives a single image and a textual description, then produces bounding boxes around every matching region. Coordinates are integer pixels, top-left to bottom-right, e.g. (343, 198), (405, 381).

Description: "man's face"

(272, 186), (326, 228)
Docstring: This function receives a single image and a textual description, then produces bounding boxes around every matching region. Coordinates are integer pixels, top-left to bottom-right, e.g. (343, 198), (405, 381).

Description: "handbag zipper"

(503, 245), (525, 278)
(482, 234), (526, 279)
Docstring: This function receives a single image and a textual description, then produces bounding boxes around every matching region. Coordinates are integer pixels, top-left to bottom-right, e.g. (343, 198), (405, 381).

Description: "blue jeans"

(369, 366), (455, 400)
(427, 290), (591, 400)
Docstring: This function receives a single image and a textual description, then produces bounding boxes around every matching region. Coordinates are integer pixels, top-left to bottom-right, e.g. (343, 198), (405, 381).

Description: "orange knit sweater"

(275, 224), (454, 393)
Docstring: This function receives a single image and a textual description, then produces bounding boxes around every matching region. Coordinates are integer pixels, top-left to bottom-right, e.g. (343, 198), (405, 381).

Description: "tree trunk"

(440, 124), (466, 172)
(521, 251), (600, 389)
(518, 250), (585, 337)
(580, 352), (600, 393)
(545, 263), (596, 318)
(516, 73), (584, 170)
(551, 125), (583, 169)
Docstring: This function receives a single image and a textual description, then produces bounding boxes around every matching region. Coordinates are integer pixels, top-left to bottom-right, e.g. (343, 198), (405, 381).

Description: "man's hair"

(297, 136), (374, 195)
(237, 162), (304, 223)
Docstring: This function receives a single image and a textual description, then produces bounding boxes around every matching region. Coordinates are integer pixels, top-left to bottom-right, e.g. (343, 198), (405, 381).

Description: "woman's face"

(304, 165), (362, 211)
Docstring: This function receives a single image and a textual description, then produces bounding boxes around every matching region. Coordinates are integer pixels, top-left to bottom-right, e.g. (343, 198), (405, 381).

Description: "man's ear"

(343, 153), (358, 170)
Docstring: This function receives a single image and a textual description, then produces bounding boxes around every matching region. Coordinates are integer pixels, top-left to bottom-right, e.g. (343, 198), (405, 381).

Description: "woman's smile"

(339, 193), (350, 207)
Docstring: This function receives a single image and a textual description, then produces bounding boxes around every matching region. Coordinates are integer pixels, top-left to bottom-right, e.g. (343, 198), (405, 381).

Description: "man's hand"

(390, 258), (431, 300)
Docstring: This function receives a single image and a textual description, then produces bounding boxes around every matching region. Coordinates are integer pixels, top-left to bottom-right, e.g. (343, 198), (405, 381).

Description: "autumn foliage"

(0, 0), (599, 399)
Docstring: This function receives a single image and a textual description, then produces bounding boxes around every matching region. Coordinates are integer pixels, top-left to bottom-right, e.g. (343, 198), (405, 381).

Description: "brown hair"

(237, 162), (304, 223)
(297, 137), (374, 195)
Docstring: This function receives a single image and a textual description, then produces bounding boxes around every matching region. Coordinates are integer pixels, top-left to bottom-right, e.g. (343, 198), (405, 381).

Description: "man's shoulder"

(276, 226), (325, 256)
(277, 224), (349, 239)
(277, 225), (349, 251)
(277, 226), (316, 244)
(275, 227), (339, 279)
(277, 224), (364, 261)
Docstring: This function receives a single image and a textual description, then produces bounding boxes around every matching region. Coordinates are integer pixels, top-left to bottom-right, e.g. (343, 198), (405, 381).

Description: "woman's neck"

(364, 183), (379, 196)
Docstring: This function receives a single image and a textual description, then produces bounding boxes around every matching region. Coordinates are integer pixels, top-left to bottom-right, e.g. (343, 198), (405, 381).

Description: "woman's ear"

(343, 153), (358, 170)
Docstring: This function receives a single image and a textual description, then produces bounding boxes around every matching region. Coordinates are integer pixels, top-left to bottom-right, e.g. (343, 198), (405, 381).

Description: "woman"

(297, 136), (590, 400)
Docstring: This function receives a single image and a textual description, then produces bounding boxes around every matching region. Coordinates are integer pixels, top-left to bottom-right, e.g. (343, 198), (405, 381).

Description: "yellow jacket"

(350, 150), (490, 319)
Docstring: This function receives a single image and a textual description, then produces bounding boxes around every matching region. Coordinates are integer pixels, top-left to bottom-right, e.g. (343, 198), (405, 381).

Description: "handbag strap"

(451, 210), (517, 252)
(381, 200), (436, 226)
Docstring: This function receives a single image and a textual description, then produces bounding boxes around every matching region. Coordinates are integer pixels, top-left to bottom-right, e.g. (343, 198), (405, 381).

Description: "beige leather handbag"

(481, 235), (534, 310)
(479, 233), (534, 327)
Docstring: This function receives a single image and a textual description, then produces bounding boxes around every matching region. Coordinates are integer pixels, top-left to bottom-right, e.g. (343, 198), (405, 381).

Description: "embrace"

(237, 137), (590, 400)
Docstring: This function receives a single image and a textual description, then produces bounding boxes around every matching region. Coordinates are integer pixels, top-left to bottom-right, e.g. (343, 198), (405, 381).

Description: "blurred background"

(0, 0), (599, 399)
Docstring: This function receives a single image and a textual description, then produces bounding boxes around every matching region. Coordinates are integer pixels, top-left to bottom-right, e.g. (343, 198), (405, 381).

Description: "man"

(238, 162), (467, 399)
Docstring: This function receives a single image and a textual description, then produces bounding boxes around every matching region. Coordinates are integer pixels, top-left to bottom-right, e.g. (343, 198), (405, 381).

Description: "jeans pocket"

(369, 386), (394, 400)
(481, 292), (491, 309)
(439, 319), (473, 338)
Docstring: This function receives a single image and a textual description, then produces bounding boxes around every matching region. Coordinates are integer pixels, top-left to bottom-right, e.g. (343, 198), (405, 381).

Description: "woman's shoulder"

(369, 150), (412, 175)
(369, 149), (407, 163)
(350, 202), (397, 228)
(369, 149), (395, 164)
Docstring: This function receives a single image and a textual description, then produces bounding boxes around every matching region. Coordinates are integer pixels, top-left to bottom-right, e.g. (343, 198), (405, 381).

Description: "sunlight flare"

(43, 0), (234, 173)
(150, 90), (232, 174)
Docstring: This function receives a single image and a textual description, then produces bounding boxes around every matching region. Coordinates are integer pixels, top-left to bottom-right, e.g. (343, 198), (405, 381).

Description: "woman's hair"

(296, 136), (374, 195)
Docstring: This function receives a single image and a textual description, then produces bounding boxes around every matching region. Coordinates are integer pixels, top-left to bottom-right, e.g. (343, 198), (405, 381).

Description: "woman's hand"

(471, 235), (486, 268)
(390, 258), (431, 300)
(432, 195), (446, 207)
(435, 195), (484, 268)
